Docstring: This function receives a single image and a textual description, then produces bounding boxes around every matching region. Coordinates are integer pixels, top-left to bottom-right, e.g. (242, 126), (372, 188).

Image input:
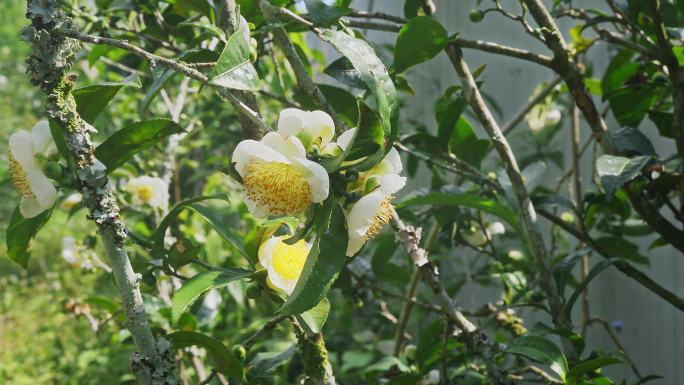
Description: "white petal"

(261, 131), (306, 159)
(377, 173), (406, 195)
(487, 222), (506, 235)
(337, 127), (357, 151)
(26, 167), (57, 208)
(307, 110), (335, 146)
(19, 196), (46, 218)
(277, 108), (307, 138)
(258, 236), (282, 268)
(346, 235), (366, 257)
(347, 191), (384, 238)
(31, 120), (56, 156)
(232, 139), (290, 176)
(9, 130), (35, 169)
(267, 265), (297, 295)
(294, 158), (329, 203)
(384, 147), (403, 174)
(243, 193), (270, 218)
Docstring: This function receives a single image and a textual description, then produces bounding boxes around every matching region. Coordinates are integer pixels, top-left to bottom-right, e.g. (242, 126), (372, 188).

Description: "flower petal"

(232, 139), (290, 176)
(31, 120), (56, 156)
(307, 110), (335, 146)
(345, 191), (385, 255)
(261, 131), (306, 159)
(377, 173), (406, 195)
(9, 130), (35, 169)
(384, 147), (403, 174)
(258, 236), (282, 268)
(294, 158), (329, 203)
(19, 196), (46, 218)
(337, 127), (356, 151)
(26, 167), (57, 208)
(277, 108), (307, 138)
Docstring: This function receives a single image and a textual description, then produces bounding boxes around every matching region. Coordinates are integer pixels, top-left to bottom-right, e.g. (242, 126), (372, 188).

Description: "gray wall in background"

(309, 0), (684, 382)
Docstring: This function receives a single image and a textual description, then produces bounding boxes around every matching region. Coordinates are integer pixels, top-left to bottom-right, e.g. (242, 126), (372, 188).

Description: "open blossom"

(339, 128), (406, 256)
(258, 236), (311, 295)
(277, 108), (335, 149)
(526, 105), (561, 133)
(232, 112), (331, 217)
(462, 221), (505, 246)
(126, 176), (169, 209)
(9, 120), (58, 218)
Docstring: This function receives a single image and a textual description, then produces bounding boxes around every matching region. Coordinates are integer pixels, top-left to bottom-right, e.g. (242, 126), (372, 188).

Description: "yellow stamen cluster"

(136, 185), (154, 202)
(9, 155), (34, 198)
(366, 195), (394, 240)
(271, 239), (309, 280)
(243, 161), (311, 215)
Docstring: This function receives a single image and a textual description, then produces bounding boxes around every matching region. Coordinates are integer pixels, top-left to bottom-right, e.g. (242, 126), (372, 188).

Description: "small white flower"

(9, 120), (58, 218)
(427, 369), (440, 385)
(0, 75), (8, 90)
(277, 108), (335, 149)
(258, 236), (311, 295)
(232, 131), (329, 217)
(61, 236), (93, 270)
(462, 221), (505, 246)
(126, 176), (169, 209)
(507, 249), (524, 260)
(341, 131), (406, 256)
(526, 106), (561, 133)
(60, 193), (82, 210)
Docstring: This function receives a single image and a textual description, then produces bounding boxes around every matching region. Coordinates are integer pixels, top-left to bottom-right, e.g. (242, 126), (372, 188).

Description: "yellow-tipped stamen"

(9, 154), (34, 198)
(243, 161), (312, 215)
(271, 239), (309, 280)
(136, 185), (154, 203)
(365, 195), (394, 240)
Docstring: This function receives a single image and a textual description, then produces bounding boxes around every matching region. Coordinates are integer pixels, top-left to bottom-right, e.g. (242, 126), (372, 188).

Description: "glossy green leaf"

(73, 74), (141, 124)
(152, 194), (248, 262)
(95, 119), (183, 172)
(208, 24), (260, 91)
(297, 297), (331, 334)
(392, 16), (448, 73)
(304, 0), (352, 25)
(507, 335), (567, 380)
(172, 268), (253, 325)
(244, 217), (299, 266)
(397, 192), (524, 237)
(319, 29), (398, 143)
(248, 344), (296, 378)
(6, 206), (52, 268)
(167, 331), (243, 378)
(323, 57), (367, 89)
(566, 356), (625, 385)
(596, 155), (651, 197)
(344, 99), (386, 171)
(278, 199), (347, 316)
(448, 116), (489, 168)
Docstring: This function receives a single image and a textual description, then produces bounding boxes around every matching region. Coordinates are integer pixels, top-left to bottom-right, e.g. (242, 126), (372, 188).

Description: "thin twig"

(242, 315), (288, 348)
(501, 76), (562, 136)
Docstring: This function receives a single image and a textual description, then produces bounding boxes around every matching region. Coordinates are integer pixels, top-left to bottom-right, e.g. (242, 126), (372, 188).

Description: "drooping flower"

(126, 176), (169, 209)
(9, 120), (58, 218)
(232, 131), (329, 217)
(258, 236), (311, 295)
(341, 128), (406, 256)
(277, 108), (335, 149)
(462, 221), (505, 246)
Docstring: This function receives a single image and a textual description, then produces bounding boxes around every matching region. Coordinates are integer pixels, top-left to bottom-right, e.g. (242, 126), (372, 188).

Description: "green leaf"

(448, 116), (489, 168)
(208, 24), (260, 91)
(507, 335), (567, 380)
(172, 269), (253, 325)
(595, 155), (651, 197)
(564, 258), (617, 315)
(392, 16), (448, 73)
(344, 99), (386, 171)
(319, 84), (359, 127)
(95, 119), (183, 172)
(297, 297), (331, 334)
(73, 74), (141, 124)
(397, 192), (525, 237)
(244, 216), (299, 266)
(612, 127), (655, 156)
(319, 29), (398, 144)
(304, 0), (352, 25)
(152, 194), (248, 262)
(6, 206), (52, 268)
(278, 199), (348, 316)
(648, 110), (674, 138)
(566, 355), (625, 385)
(248, 344), (296, 378)
(323, 57), (367, 89)
(167, 331), (243, 378)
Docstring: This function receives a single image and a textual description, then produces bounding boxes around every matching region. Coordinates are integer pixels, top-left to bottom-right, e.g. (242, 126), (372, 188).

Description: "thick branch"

(24, 2), (179, 383)
(445, 45), (571, 336)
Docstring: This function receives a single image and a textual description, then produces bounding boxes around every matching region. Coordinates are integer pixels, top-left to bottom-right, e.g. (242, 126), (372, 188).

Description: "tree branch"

(444, 44), (572, 339)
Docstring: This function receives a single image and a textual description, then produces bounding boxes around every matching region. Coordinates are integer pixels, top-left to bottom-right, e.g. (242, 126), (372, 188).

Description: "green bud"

(231, 344), (247, 361)
(44, 161), (63, 180)
(469, 9), (484, 23)
(246, 284), (261, 299)
(404, 344), (417, 361)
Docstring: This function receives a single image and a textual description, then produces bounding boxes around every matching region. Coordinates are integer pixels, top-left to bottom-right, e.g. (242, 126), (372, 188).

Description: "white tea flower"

(126, 176), (169, 209)
(61, 236), (93, 270)
(462, 221), (505, 246)
(9, 120), (58, 218)
(258, 236), (311, 295)
(232, 131), (329, 217)
(277, 108), (335, 149)
(60, 193), (82, 210)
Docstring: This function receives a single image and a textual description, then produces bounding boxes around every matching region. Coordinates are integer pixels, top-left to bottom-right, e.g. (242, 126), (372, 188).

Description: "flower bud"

(469, 9), (484, 22)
